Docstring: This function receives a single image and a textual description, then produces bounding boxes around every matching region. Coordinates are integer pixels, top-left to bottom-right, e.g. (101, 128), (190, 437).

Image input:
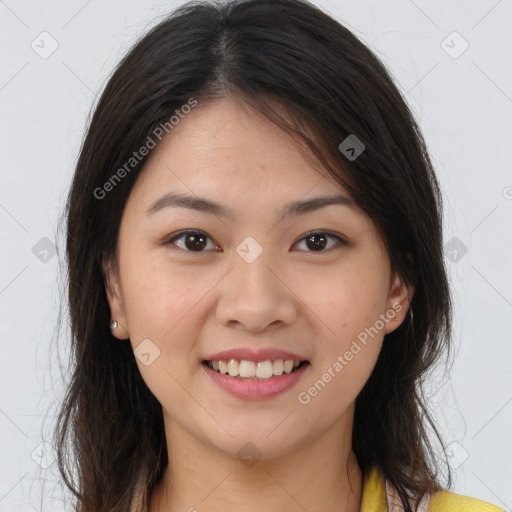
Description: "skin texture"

(103, 96), (413, 512)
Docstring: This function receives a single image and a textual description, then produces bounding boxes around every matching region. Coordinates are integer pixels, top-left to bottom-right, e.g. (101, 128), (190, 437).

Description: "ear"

(383, 270), (414, 335)
(102, 257), (130, 340)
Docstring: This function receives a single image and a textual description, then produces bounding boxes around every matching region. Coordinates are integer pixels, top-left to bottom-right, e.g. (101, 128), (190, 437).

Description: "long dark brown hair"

(54, 0), (454, 510)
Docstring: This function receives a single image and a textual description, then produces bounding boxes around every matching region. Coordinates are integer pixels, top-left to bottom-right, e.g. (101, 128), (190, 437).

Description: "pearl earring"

(110, 320), (118, 331)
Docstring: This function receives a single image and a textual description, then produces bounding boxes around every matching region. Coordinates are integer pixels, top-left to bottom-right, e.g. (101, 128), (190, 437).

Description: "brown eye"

(295, 231), (346, 252)
(164, 229), (346, 254)
(165, 230), (220, 252)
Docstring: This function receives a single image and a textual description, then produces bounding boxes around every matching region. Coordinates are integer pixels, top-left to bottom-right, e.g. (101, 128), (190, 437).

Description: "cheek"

(297, 262), (388, 401)
(120, 262), (205, 408)
(119, 255), (214, 391)
(298, 296), (385, 416)
(121, 256), (205, 340)
(303, 264), (390, 341)
(297, 339), (382, 422)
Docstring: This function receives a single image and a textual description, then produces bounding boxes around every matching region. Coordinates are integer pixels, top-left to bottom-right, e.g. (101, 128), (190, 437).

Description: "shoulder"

(428, 489), (505, 512)
(360, 465), (504, 512)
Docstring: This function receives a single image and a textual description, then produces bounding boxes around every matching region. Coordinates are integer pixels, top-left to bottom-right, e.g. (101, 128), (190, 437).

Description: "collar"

(360, 465), (389, 512)
(361, 466), (431, 512)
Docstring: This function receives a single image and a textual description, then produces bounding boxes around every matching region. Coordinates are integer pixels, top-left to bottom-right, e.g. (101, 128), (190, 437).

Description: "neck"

(150, 416), (363, 512)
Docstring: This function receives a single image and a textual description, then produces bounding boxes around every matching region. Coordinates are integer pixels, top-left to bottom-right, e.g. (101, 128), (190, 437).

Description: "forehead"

(130, 96), (353, 210)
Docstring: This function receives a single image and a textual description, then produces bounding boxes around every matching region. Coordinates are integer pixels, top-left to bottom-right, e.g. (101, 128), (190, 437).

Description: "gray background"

(0, 0), (511, 510)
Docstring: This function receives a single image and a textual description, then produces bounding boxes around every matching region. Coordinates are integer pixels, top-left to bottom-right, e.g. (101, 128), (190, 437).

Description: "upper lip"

(204, 348), (308, 363)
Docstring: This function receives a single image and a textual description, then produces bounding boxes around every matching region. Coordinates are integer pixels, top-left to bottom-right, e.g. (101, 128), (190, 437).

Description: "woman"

(55, 0), (504, 511)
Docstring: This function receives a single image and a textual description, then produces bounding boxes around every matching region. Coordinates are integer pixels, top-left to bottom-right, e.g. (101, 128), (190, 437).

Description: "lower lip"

(201, 362), (310, 400)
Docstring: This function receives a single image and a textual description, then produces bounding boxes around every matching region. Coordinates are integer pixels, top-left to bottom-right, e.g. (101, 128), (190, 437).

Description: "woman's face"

(104, 96), (411, 460)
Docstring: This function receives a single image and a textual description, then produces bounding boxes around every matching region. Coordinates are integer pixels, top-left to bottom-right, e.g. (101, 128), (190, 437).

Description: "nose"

(215, 249), (299, 333)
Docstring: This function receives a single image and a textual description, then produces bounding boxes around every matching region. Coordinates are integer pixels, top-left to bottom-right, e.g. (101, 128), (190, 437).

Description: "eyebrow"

(145, 192), (356, 220)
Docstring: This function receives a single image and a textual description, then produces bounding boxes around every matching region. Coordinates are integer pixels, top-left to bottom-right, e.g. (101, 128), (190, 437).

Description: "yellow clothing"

(130, 465), (505, 511)
(361, 465), (505, 512)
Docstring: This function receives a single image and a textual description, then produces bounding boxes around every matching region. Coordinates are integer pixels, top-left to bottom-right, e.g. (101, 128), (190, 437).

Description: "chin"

(198, 419), (311, 463)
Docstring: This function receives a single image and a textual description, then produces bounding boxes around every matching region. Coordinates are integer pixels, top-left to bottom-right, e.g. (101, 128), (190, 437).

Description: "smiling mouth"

(202, 359), (310, 381)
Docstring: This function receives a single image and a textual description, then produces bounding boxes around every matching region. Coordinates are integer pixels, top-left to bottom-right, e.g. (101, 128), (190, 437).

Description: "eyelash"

(163, 229), (347, 253)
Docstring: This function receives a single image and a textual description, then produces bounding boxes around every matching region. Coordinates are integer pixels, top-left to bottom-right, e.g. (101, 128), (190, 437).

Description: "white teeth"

(256, 360), (273, 379)
(206, 358), (304, 380)
(283, 360), (294, 373)
(219, 360), (228, 374)
(272, 359), (284, 375)
(227, 359), (239, 377)
(239, 360), (256, 378)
